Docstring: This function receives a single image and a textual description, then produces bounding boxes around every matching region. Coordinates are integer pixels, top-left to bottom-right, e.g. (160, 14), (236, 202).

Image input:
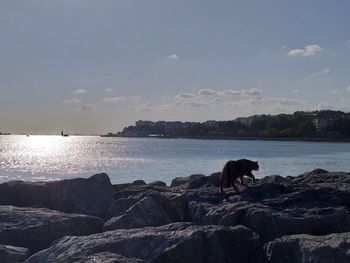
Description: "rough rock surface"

(25, 223), (263, 263)
(111, 182), (186, 221)
(0, 173), (115, 219)
(61, 252), (145, 263)
(266, 232), (350, 263)
(0, 205), (103, 253)
(104, 191), (180, 230)
(0, 244), (30, 263)
(3, 169), (350, 262)
(186, 170), (350, 242)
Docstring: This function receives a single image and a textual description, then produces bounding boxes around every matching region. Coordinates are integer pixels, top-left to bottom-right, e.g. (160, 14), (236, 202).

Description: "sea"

(0, 135), (349, 185)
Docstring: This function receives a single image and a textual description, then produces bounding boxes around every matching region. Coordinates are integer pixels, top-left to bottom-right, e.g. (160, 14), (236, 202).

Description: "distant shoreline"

(2, 133), (350, 143)
(103, 135), (350, 143)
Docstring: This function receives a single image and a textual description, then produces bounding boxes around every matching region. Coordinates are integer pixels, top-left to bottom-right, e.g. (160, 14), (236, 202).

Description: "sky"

(1, 0), (350, 134)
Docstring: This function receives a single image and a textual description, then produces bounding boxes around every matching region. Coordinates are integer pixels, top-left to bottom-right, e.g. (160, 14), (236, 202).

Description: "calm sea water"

(0, 135), (349, 185)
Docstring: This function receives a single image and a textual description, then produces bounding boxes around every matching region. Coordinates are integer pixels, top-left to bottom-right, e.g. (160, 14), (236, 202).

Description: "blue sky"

(1, 0), (350, 134)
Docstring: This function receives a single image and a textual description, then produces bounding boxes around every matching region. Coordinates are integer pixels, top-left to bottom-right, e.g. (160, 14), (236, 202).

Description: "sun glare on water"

(0, 135), (74, 180)
(22, 135), (67, 156)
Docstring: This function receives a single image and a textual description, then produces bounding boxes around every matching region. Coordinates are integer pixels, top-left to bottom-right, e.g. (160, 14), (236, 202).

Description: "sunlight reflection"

(21, 135), (68, 156)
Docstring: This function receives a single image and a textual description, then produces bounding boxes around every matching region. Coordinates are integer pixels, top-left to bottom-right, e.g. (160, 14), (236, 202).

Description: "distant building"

(313, 115), (339, 134)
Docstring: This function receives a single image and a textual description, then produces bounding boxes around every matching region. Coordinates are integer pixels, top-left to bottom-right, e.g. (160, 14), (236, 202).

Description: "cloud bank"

(288, 44), (322, 57)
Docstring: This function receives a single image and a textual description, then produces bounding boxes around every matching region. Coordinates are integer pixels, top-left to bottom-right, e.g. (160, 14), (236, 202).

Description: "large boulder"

(0, 244), (30, 263)
(64, 252), (145, 263)
(25, 223), (263, 263)
(113, 182), (171, 200)
(292, 169), (350, 192)
(266, 232), (350, 263)
(111, 182), (186, 221)
(170, 173), (221, 189)
(189, 200), (350, 242)
(0, 205), (103, 253)
(0, 173), (115, 219)
(49, 173), (115, 219)
(149, 181), (167, 187)
(170, 174), (206, 189)
(186, 175), (350, 242)
(104, 192), (180, 230)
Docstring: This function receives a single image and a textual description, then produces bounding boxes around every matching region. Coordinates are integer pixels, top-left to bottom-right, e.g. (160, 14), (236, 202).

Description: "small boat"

(61, 131), (69, 137)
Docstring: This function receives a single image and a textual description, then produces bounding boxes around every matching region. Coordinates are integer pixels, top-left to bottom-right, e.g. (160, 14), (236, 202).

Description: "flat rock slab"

(25, 223), (263, 263)
(0, 244), (30, 263)
(0, 205), (104, 253)
(266, 232), (350, 263)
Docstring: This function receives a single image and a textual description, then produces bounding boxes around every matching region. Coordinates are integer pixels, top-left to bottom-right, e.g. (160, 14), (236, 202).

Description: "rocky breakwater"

(1, 169), (350, 262)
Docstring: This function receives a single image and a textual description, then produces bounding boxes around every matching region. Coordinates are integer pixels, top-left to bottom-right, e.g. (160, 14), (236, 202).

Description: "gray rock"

(111, 183), (185, 220)
(258, 175), (289, 184)
(0, 244), (30, 263)
(113, 183), (170, 200)
(186, 177), (350, 242)
(25, 223), (263, 263)
(0, 205), (103, 253)
(170, 174), (206, 188)
(293, 170), (350, 192)
(50, 173), (115, 219)
(132, 180), (146, 185)
(61, 252), (145, 263)
(110, 195), (145, 217)
(149, 181), (167, 187)
(104, 192), (180, 230)
(0, 173), (115, 219)
(206, 172), (221, 187)
(266, 232), (350, 263)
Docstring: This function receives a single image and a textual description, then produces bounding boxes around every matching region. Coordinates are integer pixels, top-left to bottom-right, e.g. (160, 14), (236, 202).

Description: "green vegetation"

(117, 110), (350, 140)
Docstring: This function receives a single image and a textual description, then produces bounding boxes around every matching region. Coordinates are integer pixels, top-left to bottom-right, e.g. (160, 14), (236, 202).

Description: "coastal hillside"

(1, 169), (350, 262)
(110, 110), (350, 140)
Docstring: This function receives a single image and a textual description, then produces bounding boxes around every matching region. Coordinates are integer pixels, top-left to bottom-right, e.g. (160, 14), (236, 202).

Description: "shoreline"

(106, 134), (350, 143)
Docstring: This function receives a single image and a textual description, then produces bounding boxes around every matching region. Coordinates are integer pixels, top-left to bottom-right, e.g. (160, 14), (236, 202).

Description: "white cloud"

(346, 86), (350, 92)
(78, 104), (96, 111)
(175, 88), (262, 102)
(105, 88), (113, 93)
(288, 49), (305, 56)
(166, 54), (180, 61)
(288, 44), (322, 57)
(128, 96), (141, 101)
(133, 103), (153, 112)
(103, 96), (127, 103)
(198, 89), (218, 96)
(221, 89), (245, 96)
(173, 88), (263, 110)
(63, 97), (81, 104)
(175, 93), (196, 99)
(243, 88), (262, 96)
(102, 96), (141, 103)
(221, 88), (262, 96)
(72, 88), (87, 95)
(293, 89), (300, 93)
(311, 68), (330, 76)
(189, 101), (208, 107)
(225, 97), (305, 111)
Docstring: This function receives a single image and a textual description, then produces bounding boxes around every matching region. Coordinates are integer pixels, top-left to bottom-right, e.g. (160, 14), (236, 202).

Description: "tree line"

(118, 110), (350, 139)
